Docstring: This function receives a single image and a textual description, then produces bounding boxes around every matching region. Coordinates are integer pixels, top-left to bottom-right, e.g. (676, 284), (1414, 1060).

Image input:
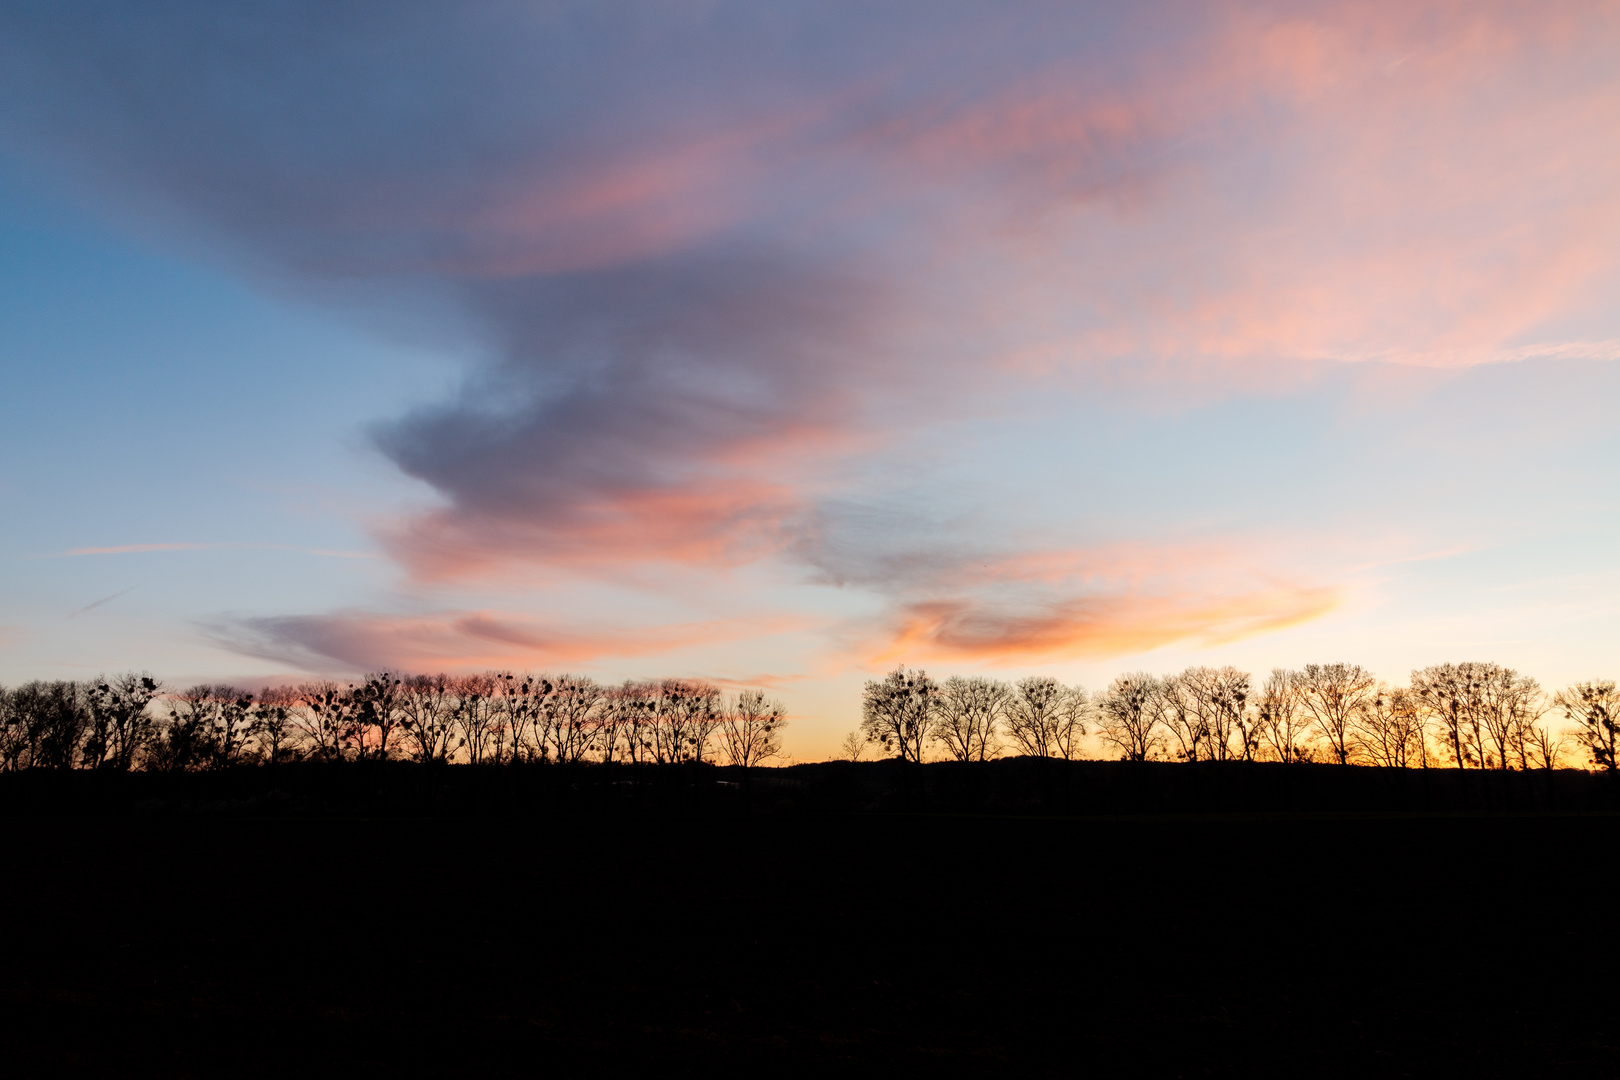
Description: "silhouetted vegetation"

(855, 659), (1597, 772)
(0, 672), (786, 772)
(0, 659), (1615, 820)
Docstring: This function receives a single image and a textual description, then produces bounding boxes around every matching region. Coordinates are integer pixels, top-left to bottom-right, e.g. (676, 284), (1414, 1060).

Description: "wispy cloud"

(206, 609), (812, 675)
(874, 586), (1340, 666)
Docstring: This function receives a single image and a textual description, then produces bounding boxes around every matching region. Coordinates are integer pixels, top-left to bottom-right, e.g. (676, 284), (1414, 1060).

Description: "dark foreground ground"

(1, 810), (1615, 1077)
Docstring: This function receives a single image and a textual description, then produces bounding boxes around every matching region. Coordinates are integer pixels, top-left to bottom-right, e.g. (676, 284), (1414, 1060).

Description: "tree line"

(0, 673), (787, 772)
(857, 662), (1620, 771)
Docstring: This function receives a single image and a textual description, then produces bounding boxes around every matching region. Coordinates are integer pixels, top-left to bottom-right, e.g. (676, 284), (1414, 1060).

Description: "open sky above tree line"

(2, 1), (1618, 758)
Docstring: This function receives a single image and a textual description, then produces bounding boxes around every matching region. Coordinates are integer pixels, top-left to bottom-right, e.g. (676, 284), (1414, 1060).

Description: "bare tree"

(1254, 669), (1313, 763)
(860, 666), (938, 763)
(208, 687), (256, 769)
(11, 681), (90, 770)
(1177, 666), (1251, 762)
(1003, 676), (1087, 759)
(1553, 680), (1620, 772)
(640, 679), (722, 764)
(718, 689), (787, 769)
(931, 676), (1008, 762)
(594, 681), (647, 764)
(1355, 686), (1427, 769)
(1053, 686), (1090, 761)
(494, 672), (550, 763)
(454, 673), (503, 765)
(250, 686), (298, 764)
(1411, 663), (1491, 769)
(646, 681), (683, 764)
(83, 672), (161, 771)
(1095, 673), (1163, 762)
(649, 679), (722, 764)
(396, 674), (458, 763)
(287, 682), (361, 762)
(615, 680), (659, 764)
(1297, 663), (1377, 765)
(1524, 722), (1569, 770)
(1157, 675), (1208, 763)
(150, 685), (215, 772)
(346, 673), (404, 761)
(685, 683), (725, 764)
(545, 675), (600, 765)
(1472, 667), (1544, 769)
(0, 685), (26, 771)
(837, 729), (867, 762)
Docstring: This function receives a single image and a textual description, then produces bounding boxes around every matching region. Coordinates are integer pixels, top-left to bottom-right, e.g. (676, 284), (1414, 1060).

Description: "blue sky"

(2, 2), (1619, 756)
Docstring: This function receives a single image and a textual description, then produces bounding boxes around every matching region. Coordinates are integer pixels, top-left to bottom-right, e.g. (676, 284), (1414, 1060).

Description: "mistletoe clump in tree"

(860, 666), (938, 764)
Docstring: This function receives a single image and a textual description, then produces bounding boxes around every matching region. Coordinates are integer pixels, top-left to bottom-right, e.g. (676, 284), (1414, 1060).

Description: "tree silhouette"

(0, 685), (26, 771)
(932, 676), (1007, 762)
(1554, 680), (1619, 772)
(594, 682), (646, 764)
(1095, 673), (1163, 761)
(1178, 666), (1251, 762)
(1524, 721), (1569, 770)
(861, 666), (937, 763)
(209, 687), (255, 769)
(1158, 675), (1208, 763)
(250, 686), (297, 764)
(1052, 687), (1089, 761)
(151, 685), (212, 772)
(453, 673), (502, 765)
(1297, 663), (1377, 765)
(1254, 669), (1313, 763)
(13, 681), (90, 770)
(4, 655), (1612, 782)
(350, 673), (406, 760)
(1411, 663), (1524, 769)
(397, 674), (458, 764)
(1355, 686), (1427, 769)
(488, 671), (539, 763)
(154, 685), (252, 770)
(1003, 676), (1087, 759)
(84, 672), (160, 771)
(718, 689), (787, 769)
(288, 682), (361, 761)
(544, 675), (598, 765)
(649, 679), (722, 764)
(616, 681), (658, 765)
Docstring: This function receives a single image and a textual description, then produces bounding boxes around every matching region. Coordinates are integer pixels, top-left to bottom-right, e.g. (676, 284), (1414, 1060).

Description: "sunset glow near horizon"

(2, 2), (1619, 757)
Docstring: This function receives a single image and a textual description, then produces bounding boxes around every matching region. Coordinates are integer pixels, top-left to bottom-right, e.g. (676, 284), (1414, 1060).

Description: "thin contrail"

(68, 585), (138, 619)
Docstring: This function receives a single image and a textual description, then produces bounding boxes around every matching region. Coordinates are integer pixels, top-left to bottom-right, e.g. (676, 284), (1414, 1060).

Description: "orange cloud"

(875, 585), (1339, 666)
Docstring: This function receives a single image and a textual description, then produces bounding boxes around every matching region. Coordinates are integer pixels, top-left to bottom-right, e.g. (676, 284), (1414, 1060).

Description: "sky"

(2, 1), (1619, 758)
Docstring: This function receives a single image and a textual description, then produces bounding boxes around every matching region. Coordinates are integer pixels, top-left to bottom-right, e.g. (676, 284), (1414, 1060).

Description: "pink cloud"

(9, 1), (1618, 679)
(388, 477), (805, 579)
(212, 609), (810, 675)
(278, 4), (1620, 587)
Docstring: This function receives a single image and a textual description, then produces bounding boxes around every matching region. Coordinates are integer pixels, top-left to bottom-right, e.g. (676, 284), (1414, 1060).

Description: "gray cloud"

(0, 1), (1237, 600)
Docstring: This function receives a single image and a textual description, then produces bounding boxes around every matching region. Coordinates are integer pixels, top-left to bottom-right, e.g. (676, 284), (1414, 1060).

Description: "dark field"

(2, 804), (1616, 1076)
